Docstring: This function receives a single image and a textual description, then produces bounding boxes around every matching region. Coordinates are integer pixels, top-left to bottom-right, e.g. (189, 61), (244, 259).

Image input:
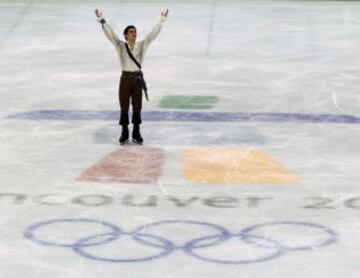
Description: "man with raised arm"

(95, 8), (169, 145)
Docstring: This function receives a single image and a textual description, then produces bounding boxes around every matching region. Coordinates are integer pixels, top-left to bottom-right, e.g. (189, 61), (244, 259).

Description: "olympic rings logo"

(24, 219), (337, 265)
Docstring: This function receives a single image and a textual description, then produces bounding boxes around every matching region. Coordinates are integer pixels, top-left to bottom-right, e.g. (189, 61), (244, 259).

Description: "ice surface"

(0, 0), (359, 277)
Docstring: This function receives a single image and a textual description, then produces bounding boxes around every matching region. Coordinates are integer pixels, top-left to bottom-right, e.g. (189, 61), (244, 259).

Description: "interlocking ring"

(24, 219), (121, 247)
(240, 221), (337, 251)
(23, 218), (337, 265)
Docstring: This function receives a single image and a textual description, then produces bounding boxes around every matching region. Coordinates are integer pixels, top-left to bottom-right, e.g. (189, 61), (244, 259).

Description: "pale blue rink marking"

(5, 110), (360, 124)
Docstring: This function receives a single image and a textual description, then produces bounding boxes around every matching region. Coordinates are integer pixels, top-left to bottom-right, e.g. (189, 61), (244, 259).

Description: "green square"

(159, 95), (218, 109)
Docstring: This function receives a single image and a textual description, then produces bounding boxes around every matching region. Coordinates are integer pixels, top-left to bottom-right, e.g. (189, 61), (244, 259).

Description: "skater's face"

(125, 28), (137, 41)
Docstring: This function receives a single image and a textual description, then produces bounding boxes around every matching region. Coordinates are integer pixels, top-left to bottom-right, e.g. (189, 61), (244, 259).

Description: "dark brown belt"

(121, 71), (141, 77)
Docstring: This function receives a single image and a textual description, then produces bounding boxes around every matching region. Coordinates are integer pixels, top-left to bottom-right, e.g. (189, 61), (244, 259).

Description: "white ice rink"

(1, 0), (360, 277)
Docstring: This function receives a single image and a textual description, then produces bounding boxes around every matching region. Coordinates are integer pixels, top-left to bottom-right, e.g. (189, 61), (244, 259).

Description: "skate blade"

(132, 139), (143, 145)
(119, 139), (129, 145)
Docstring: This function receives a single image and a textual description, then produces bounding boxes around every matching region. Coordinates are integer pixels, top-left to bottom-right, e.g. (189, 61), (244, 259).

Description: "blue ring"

(73, 232), (174, 263)
(23, 218), (121, 248)
(185, 232), (285, 264)
(241, 221), (337, 251)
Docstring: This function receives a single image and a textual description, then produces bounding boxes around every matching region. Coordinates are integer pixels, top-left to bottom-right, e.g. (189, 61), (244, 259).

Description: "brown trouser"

(119, 71), (143, 126)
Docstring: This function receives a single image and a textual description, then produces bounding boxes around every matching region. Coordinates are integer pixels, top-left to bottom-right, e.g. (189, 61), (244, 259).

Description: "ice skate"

(132, 125), (143, 145)
(119, 126), (129, 145)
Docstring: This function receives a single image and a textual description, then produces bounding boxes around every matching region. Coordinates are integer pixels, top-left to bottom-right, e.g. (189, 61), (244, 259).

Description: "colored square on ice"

(78, 147), (164, 184)
(183, 148), (298, 184)
(159, 95), (218, 109)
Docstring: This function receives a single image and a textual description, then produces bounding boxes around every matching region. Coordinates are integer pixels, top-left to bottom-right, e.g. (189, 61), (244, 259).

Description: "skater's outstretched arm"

(95, 9), (123, 46)
(143, 9), (169, 46)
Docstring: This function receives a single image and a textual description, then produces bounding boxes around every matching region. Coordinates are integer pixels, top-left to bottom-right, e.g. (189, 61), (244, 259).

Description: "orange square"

(183, 148), (298, 184)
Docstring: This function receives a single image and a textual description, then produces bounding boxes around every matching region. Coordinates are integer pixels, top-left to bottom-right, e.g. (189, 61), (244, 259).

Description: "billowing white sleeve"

(102, 22), (123, 46)
(143, 15), (167, 46)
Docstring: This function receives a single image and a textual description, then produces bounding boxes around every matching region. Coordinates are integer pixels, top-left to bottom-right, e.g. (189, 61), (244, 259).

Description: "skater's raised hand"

(161, 9), (169, 18)
(95, 9), (103, 19)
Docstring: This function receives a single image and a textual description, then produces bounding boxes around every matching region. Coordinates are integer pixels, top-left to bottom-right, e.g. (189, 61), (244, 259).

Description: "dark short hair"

(123, 25), (136, 40)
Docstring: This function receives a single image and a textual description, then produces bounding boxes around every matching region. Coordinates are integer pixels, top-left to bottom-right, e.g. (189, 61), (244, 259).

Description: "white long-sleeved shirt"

(101, 16), (166, 72)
